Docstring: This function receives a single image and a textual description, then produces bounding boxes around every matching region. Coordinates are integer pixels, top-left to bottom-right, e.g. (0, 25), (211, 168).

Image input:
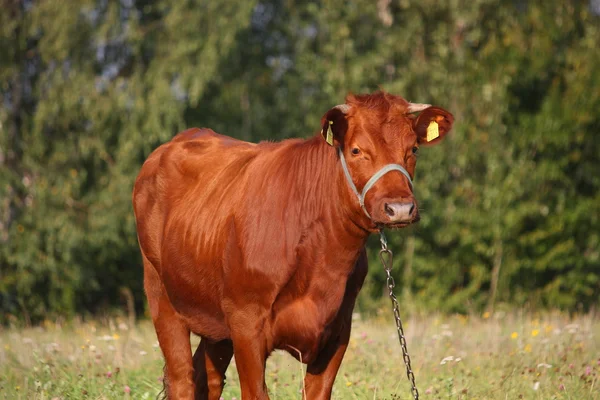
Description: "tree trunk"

(487, 237), (503, 313)
(403, 235), (415, 298)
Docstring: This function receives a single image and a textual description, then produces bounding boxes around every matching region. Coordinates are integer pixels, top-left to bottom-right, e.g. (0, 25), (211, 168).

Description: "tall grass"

(1, 311), (598, 399)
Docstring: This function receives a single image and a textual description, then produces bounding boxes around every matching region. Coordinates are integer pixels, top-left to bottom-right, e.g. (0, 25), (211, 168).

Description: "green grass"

(0, 311), (598, 399)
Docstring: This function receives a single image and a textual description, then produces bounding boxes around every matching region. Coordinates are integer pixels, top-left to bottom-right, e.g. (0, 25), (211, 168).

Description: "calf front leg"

(229, 312), (271, 399)
(303, 317), (352, 400)
(304, 249), (367, 399)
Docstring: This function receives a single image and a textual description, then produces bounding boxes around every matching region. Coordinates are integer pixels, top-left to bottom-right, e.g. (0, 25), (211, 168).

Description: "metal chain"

(379, 230), (419, 400)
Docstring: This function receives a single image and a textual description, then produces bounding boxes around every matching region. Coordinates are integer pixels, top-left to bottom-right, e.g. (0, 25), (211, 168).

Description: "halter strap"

(338, 148), (413, 219)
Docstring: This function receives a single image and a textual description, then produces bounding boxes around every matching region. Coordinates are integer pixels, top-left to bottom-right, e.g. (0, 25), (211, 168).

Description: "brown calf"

(132, 91), (454, 399)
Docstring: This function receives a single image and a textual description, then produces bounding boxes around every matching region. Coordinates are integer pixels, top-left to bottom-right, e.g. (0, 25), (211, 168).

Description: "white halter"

(338, 148), (413, 219)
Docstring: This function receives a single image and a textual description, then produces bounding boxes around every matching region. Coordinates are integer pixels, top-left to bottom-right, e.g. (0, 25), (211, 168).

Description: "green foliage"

(0, 0), (598, 321)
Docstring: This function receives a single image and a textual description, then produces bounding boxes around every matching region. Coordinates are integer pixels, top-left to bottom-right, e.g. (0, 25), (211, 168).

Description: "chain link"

(378, 231), (419, 400)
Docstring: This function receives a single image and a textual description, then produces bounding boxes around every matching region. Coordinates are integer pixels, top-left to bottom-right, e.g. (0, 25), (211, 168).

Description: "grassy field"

(0, 311), (598, 399)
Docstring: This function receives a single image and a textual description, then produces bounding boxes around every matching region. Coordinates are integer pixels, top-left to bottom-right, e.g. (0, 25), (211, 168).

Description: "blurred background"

(1, 0), (599, 325)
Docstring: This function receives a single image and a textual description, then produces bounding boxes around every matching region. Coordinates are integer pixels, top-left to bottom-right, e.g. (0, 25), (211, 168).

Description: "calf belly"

(160, 249), (230, 340)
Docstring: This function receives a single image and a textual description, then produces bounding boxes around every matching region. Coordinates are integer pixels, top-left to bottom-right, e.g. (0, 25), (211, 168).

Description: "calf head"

(321, 91), (454, 229)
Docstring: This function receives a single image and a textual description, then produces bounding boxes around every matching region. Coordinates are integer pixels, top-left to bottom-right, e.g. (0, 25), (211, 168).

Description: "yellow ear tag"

(426, 120), (439, 142)
(326, 121), (334, 146)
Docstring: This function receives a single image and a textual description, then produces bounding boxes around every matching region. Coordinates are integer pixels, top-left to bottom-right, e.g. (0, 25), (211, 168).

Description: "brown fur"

(133, 91), (453, 399)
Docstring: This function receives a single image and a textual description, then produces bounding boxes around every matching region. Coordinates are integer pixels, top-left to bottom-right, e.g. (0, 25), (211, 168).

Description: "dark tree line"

(1, 0), (599, 323)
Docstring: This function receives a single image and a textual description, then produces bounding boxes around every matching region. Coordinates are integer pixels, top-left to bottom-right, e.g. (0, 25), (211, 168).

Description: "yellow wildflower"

(482, 311), (490, 319)
(511, 332), (519, 339)
(531, 329), (539, 337)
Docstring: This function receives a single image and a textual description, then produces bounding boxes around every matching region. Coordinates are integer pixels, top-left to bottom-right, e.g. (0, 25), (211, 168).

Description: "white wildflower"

(440, 356), (454, 365)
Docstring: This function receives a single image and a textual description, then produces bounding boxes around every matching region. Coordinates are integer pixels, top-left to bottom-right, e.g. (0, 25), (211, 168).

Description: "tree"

(1, 0), (598, 322)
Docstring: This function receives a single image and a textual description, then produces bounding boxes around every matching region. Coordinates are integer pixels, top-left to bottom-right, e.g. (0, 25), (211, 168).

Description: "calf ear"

(320, 105), (350, 147)
(413, 106), (454, 146)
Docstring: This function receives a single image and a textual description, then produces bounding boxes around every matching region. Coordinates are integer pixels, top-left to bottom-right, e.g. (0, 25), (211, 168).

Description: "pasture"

(1, 311), (598, 399)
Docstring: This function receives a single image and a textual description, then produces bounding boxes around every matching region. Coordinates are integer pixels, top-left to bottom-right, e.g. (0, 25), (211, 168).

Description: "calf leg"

(144, 256), (195, 399)
(192, 338), (234, 400)
(304, 249), (368, 399)
(303, 317), (352, 400)
(229, 313), (270, 399)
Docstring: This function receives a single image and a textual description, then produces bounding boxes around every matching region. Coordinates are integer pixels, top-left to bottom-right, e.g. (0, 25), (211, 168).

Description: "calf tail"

(156, 363), (168, 400)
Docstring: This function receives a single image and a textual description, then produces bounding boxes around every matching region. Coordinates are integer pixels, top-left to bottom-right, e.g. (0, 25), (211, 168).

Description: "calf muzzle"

(384, 201), (415, 223)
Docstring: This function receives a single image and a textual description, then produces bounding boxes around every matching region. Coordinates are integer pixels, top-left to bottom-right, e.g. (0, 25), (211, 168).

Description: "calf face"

(321, 92), (454, 228)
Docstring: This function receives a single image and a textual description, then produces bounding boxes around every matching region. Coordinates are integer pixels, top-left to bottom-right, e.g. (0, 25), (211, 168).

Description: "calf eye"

(351, 148), (360, 155)
(412, 146), (419, 155)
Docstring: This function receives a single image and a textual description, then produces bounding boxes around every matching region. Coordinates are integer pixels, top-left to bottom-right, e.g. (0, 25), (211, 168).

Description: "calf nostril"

(408, 202), (415, 216)
(384, 203), (395, 217)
